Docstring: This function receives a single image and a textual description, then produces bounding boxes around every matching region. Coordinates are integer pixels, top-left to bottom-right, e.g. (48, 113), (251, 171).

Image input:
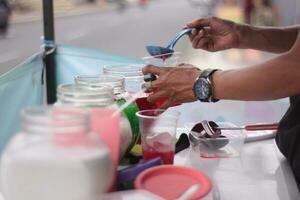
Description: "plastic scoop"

(146, 28), (193, 58)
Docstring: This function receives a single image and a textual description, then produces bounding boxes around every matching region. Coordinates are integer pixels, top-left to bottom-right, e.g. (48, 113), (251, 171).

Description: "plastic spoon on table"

(189, 121), (278, 149)
(146, 28), (196, 58)
(177, 184), (200, 200)
(201, 120), (229, 149)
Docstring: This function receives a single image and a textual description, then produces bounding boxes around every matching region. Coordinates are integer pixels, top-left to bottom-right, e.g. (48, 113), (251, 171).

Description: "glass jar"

(57, 84), (114, 107)
(74, 75), (139, 153)
(75, 74), (129, 100)
(103, 64), (145, 94)
(0, 106), (114, 200)
(56, 84), (132, 157)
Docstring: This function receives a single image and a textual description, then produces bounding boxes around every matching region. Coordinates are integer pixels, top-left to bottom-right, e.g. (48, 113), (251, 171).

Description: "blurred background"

(0, 0), (300, 75)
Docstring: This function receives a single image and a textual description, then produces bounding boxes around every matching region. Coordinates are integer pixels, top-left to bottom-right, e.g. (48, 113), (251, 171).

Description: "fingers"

(191, 30), (204, 47)
(195, 37), (211, 50)
(143, 65), (170, 76)
(187, 18), (212, 28)
(143, 79), (163, 90)
(147, 90), (168, 103)
(159, 98), (174, 109)
(189, 28), (204, 41)
(189, 27), (212, 48)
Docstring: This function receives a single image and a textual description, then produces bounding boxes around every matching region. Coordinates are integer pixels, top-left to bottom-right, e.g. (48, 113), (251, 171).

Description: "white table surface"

(174, 139), (300, 200)
(0, 140), (298, 200)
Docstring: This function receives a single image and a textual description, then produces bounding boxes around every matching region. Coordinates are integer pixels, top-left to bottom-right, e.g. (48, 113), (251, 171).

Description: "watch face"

(194, 78), (211, 100)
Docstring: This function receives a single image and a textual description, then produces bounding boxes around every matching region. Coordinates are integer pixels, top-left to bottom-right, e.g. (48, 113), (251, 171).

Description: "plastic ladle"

(146, 28), (194, 58)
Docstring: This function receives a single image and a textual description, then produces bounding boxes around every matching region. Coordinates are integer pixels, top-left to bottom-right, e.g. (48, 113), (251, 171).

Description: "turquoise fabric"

(0, 52), (44, 152)
(55, 45), (143, 86)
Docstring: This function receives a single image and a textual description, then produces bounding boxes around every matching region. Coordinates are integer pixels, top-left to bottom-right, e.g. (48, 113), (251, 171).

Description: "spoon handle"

(244, 123), (278, 131)
(216, 123), (278, 131)
(167, 28), (193, 49)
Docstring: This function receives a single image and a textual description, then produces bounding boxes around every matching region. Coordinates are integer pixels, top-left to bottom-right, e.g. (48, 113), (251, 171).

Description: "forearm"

(237, 24), (299, 53)
(212, 53), (300, 101)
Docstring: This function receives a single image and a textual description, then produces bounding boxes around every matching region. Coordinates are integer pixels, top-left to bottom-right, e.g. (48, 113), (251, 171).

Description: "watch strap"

(199, 69), (219, 102)
(199, 68), (219, 79)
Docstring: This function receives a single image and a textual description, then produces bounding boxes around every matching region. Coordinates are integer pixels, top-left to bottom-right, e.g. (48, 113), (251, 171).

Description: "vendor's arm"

(213, 33), (300, 100)
(187, 17), (299, 53)
(143, 34), (300, 108)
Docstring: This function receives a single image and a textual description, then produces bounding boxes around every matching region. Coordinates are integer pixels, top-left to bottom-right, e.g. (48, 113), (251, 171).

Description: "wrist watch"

(193, 69), (219, 102)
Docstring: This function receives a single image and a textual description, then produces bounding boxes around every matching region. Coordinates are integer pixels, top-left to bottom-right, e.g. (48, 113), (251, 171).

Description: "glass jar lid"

(103, 64), (144, 81)
(75, 75), (125, 95)
(21, 106), (89, 134)
(57, 84), (114, 107)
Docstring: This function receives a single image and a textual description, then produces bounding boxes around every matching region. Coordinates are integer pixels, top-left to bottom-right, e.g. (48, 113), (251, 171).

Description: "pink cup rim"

(136, 109), (180, 120)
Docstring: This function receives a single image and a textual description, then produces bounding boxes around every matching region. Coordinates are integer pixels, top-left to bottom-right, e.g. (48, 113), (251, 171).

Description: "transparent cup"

(103, 64), (145, 93)
(142, 52), (182, 67)
(141, 52), (182, 108)
(136, 109), (180, 164)
(186, 122), (246, 158)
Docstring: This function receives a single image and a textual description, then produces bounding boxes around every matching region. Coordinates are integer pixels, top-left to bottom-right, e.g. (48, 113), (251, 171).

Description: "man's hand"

(187, 17), (241, 52)
(142, 64), (201, 109)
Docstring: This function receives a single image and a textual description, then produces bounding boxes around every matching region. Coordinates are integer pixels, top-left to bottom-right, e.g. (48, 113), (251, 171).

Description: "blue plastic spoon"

(146, 28), (193, 59)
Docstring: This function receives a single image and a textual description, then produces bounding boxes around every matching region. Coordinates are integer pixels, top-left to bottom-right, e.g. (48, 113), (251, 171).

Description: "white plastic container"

(0, 106), (114, 200)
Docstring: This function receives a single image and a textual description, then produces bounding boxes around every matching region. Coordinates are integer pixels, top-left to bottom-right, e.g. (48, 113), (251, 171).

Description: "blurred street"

(0, 0), (199, 74)
(0, 0), (279, 75)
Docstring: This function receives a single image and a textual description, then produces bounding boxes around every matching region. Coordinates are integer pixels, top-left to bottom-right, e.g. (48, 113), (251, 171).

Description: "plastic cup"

(142, 52), (182, 67)
(136, 109), (180, 164)
(142, 52), (182, 108)
(186, 122), (246, 158)
(103, 64), (145, 93)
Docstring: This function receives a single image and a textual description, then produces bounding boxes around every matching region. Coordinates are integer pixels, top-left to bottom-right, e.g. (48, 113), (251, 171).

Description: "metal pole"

(42, 0), (56, 104)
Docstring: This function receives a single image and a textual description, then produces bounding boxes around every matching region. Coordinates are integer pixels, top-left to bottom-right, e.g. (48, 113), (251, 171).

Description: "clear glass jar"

(103, 64), (145, 93)
(57, 84), (114, 107)
(75, 74), (129, 100)
(74, 75), (140, 154)
(56, 83), (133, 157)
(0, 106), (114, 200)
